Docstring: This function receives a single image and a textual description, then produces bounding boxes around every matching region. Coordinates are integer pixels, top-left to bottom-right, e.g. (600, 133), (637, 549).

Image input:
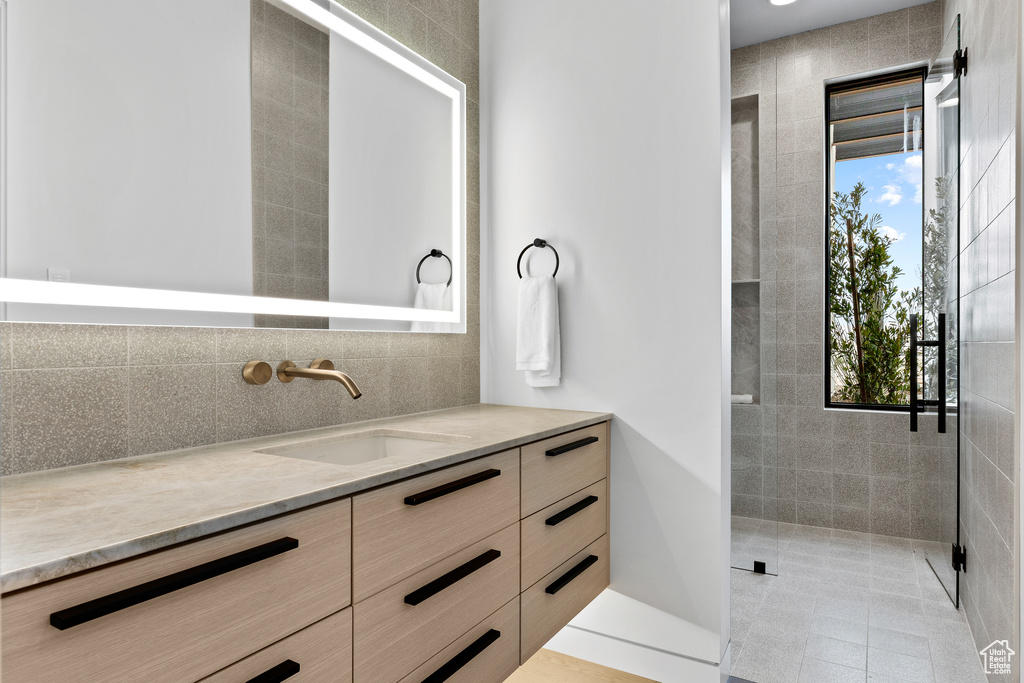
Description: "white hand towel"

(411, 282), (452, 333)
(516, 276), (560, 387)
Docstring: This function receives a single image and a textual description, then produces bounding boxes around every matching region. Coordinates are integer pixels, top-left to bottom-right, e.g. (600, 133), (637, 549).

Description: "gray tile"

(797, 500), (833, 528)
(216, 328), (288, 363)
(129, 365), (217, 456)
(459, 356), (480, 405)
(386, 0), (428, 53)
(810, 613), (869, 646)
(867, 647), (934, 682)
(833, 473), (869, 507)
(388, 356), (432, 417)
(797, 470), (832, 503)
(338, 357), (392, 423)
(805, 634), (867, 670)
(128, 327), (217, 365)
(11, 368), (129, 473)
(1, 323), (12, 369)
(870, 442), (910, 478)
(214, 363), (290, 443)
(286, 330), (347, 363)
(869, 626), (930, 657)
(833, 505), (871, 533)
(342, 332), (391, 359)
(428, 355), (463, 411)
(798, 657), (864, 683)
(11, 323), (128, 369)
(0, 370), (14, 475)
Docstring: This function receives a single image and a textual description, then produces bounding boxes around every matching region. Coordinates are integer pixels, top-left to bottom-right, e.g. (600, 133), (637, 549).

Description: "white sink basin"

(257, 429), (470, 467)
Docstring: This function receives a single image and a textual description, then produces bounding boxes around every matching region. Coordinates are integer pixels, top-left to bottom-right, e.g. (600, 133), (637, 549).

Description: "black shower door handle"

(909, 313), (946, 435)
(910, 314), (919, 432)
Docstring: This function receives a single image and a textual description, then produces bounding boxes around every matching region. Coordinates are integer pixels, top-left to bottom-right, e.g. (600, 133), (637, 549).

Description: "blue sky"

(833, 151), (923, 295)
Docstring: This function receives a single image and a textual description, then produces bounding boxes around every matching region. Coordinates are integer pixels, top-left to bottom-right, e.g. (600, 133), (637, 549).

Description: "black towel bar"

(417, 249), (453, 286)
(517, 238), (559, 278)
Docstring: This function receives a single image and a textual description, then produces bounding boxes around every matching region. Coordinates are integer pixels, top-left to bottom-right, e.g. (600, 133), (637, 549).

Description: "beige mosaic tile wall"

(0, 0), (480, 476)
(942, 0), (1018, 671)
(730, 2), (949, 538)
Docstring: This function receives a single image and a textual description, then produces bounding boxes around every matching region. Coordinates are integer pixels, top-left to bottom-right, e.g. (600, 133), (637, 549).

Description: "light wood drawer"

(521, 479), (608, 590)
(520, 534), (609, 664)
(199, 608), (352, 683)
(354, 523), (520, 683)
(521, 423), (608, 517)
(397, 597), (519, 683)
(352, 449), (520, 602)
(1, 499), (351, 683)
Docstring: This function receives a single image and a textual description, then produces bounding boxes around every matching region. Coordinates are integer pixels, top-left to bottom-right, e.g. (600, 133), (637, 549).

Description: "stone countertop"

(1, 403), (611, 593)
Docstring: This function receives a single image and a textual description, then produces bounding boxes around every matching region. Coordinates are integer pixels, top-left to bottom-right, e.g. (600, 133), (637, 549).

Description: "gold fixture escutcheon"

(242, 360), (273, 385)
(277, 360), (297, 383)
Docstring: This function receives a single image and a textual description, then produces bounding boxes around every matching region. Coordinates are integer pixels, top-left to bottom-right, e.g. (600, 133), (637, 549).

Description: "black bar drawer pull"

(421, 629), (501, 683)
(405, 469), (501, 506)
(49, 537), (300, 630)
(405, 549), (501, 606)
(545, 555), (598, 595)
(247, 659), (300, 683)
(546, 436), (599, 457)
(546, 496), (599, 526)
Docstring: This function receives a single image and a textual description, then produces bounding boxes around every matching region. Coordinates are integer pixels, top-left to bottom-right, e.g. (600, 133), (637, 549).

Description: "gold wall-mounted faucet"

(277, 359), (362, 399)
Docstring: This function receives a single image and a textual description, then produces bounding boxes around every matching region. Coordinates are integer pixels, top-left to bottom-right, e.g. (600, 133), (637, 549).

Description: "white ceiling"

(731, 0), (936, 49)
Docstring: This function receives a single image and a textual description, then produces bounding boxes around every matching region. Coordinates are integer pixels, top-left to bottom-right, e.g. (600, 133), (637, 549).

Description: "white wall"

(480, 0), (731, 677)
(5, 0), (253, 325)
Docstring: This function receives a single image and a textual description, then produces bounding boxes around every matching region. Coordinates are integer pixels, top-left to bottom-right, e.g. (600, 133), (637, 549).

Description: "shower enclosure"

(730, 17), (966, 600)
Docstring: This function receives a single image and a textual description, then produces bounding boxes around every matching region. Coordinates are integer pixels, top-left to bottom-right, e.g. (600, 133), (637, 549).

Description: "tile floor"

(730, 517), (989, 683)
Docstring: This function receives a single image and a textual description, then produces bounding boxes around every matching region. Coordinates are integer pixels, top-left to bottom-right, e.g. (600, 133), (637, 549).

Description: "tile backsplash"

(0, 324), (479, 475)
(0, 0), (480, 476)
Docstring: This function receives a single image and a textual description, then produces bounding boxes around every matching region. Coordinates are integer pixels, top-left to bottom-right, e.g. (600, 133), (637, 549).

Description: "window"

(825, 68), (926, 408)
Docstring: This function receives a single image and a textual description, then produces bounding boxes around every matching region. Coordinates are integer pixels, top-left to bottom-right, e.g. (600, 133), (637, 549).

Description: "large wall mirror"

(0, 0), (466, 332)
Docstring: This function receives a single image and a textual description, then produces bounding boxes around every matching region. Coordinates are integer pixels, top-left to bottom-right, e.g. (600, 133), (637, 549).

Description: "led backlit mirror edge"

(0, 0), (467, 328)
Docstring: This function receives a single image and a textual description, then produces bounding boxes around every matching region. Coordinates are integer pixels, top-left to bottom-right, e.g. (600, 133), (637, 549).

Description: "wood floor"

(506, 649), (657, 682)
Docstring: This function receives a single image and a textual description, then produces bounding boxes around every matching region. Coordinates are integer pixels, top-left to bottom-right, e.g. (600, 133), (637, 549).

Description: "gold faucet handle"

(310, 359), (335, 371)
(277, 360), (296, 383)
(242, 361), (273, 385)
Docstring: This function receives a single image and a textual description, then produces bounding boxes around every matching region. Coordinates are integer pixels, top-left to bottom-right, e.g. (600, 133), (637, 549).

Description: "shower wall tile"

(0, 0), (481, 477)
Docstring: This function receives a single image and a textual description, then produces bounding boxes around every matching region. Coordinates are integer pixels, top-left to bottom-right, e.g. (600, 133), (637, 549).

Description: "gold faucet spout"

(277, 360), (362, 399)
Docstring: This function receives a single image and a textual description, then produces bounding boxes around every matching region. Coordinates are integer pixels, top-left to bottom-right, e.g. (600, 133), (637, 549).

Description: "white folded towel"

(731, 394), (754, 404)
(516, 276), (560, 387)
(411, 282), (452, 333)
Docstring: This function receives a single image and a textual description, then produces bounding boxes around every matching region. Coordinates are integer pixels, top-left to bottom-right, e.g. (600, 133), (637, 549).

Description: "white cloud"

(903, 154), (922, 171)
(886, 162), (896, 171)
(913, 183), (922, 204)
(878, 184), (903, 206)
(880, 225), (905, 242)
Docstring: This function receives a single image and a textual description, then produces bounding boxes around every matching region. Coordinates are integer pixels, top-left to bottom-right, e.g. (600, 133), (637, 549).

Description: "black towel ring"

(517, 238), (560, 278)
(416, 249), (453, 286)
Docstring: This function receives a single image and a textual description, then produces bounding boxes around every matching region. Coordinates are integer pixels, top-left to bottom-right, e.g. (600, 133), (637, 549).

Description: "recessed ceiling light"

(769, 0), (797, 5)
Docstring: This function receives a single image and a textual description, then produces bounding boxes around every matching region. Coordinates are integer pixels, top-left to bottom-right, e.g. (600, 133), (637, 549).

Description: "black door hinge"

(952, 543), (967, 573)
(954, 47), (968, 78)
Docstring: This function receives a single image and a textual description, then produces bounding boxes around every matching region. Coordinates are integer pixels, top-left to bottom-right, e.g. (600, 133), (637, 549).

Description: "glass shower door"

(729, 55), (778, 575)
(920, 14), (962, 606)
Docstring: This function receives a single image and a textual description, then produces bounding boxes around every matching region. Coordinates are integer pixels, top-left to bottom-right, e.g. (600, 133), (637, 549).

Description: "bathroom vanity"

(0, 405), (611, 683)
